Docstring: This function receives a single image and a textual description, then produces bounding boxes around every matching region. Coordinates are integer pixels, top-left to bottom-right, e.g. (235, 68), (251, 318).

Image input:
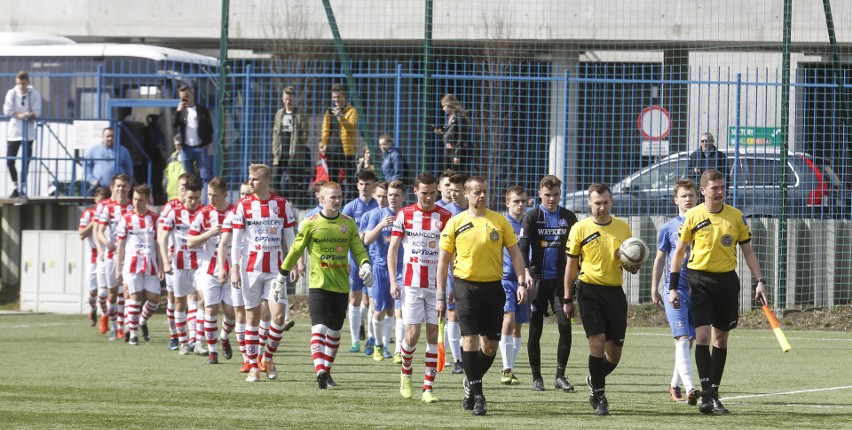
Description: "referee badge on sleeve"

(489, 229), (499, 241)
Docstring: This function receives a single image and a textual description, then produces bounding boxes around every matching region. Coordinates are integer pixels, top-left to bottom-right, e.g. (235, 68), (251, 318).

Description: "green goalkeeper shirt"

(281, 211), (370, 294)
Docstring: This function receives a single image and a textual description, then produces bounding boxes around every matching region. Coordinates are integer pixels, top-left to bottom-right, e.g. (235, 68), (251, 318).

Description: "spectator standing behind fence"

(321, 84), (358, 193)
(379, 133), (402, 182)
(434, 94), (471, 171)
(163, 135), (187, 201)
(3, 70), (42, 198)
(356, 147), (375, 174)
(685, 132), (729, 187)
(84, 127), (134, 193)
(172, 84), (214, 191)
(272, 86), (311, 208)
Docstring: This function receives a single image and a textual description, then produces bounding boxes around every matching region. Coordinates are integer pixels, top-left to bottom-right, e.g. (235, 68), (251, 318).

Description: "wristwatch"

(562, 296), (574, 304)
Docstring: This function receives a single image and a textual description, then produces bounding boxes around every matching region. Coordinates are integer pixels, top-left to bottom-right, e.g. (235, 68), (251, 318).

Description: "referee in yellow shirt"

(437, 176), (528, 416)
(669, 169), (768, 415)
(563, 183), (640, 416)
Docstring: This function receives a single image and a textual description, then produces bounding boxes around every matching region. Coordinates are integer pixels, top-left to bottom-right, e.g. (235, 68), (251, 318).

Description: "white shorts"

(196, 272), (233, 307)
(231, 277), (245, 308)
(172, 269), (196, 298)
(165, 273), (174, 293)
(240, 271), (286, 310)
(97, 258), (119, 290)
(87, 262), (98, 292)
(401, 286), (438, 326)
(125, 272), (161, 295)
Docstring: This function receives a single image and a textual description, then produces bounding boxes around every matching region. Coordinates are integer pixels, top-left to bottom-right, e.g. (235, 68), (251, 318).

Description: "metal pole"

(242, 65), (252, 180)
(394, 63), (403, 160)
(732, 73), (742, 207)
(217, 0), (229, 181)
(777, 0), (792, 310)
(421, 0), (433, 173)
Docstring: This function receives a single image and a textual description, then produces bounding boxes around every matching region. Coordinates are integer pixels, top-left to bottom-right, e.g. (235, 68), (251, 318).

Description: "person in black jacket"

(172, 84), (214, 191)
(518, 175), (578, 393)
(685, 132), (729, 187)
(434, 94), (471, 171)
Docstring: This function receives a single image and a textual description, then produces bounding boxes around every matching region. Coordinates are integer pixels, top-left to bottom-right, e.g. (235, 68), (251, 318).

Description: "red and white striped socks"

(263, 322), (284, 363)
(166, 300), (178, 342)
(401, 340), (415, 375)
(175, 311), (188, 345)
(424, 343), (438, 391)
(139, 301), (159, 326)
(205, 315), (219, 354)
(125, 299), (141, 339)
(235, 323), (247, 363)
(245, 325), (259, 370)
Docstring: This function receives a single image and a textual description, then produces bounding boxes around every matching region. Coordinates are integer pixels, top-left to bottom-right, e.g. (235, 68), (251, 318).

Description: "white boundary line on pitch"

(626, 331), (852, 342)
(722, 385), (852, 401)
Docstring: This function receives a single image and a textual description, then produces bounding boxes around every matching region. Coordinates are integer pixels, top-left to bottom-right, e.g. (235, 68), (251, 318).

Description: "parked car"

(564, 148), (847, 218)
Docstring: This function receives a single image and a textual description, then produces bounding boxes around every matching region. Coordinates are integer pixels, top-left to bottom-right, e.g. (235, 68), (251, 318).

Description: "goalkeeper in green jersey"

(278, 181), (373, 388)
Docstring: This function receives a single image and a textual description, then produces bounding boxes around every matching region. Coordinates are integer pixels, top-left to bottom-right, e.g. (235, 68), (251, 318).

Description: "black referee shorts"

(577, 281), (627, 347)
(687, 269), (740, 331)
(453, 277), (504, 341)
(308, 288), (349, 331)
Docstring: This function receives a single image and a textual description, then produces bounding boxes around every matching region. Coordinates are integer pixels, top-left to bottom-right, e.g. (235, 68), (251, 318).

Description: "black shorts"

(452, 277), (504, 341)
(576, 281), (627, 347)
(530, 278), (565, 316)
(308, 288), (349, 331)
(687, 270), (740, 331)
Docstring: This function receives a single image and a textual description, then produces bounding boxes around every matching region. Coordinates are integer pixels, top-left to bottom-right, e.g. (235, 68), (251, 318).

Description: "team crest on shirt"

(721, 234), (734, 247)
(489, 229), (499, 241)
(434, 220), (442, 230)
(341, 225), (348, 233)
(558, 219), (569, 227)
(271, 205), (279, 215)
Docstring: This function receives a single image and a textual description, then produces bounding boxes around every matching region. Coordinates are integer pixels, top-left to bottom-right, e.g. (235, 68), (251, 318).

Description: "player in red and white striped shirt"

(159, 175), (203, 355)
(218, 181), (253, 372)
(188, 177), (236, 365)
(229, 164), (297, 382)
(388, 173), (453, 402)
(79, 186), (110, 327)
(159, 173), (194, 350)
(115, 184), (163, 346)
(94, 174), (134, 340)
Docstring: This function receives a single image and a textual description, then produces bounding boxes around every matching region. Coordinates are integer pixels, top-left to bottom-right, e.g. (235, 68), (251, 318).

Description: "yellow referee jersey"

(565, 216), (632, 287)
(440, 209), (519, 282)
(678, 203), (751, 273)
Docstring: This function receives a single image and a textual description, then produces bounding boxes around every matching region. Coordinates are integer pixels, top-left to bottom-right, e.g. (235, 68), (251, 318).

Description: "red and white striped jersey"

(230, 194), (296, 273)
(391, 204), (452, 289)
(116, 210), (159, 275)
(189, 204), (234, 276)
(79, 206), (98, 264)
(96, 198), (134, 260)
(162, 205), (202, 270)
(159, 198), (181, 254)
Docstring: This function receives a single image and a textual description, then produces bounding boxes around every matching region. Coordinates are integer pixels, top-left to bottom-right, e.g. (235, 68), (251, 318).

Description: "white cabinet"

(20, 231), (88, 314)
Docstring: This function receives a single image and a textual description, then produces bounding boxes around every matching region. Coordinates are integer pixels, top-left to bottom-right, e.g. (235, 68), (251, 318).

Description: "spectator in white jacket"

(3, 70), (42, 198)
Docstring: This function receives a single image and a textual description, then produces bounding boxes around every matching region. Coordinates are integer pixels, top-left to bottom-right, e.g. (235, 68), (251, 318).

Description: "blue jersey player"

(499, 186), (532, 385)
(342, 170), (378, 352)
(362, 180), (405, 361)
(651, 179), (699, 404)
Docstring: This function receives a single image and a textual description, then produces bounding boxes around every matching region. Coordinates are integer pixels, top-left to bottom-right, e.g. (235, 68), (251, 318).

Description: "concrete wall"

(3, 1), (851, 46)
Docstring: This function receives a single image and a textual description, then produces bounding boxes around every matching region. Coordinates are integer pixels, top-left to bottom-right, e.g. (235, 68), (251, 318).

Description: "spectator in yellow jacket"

(321, 84), (358, 192)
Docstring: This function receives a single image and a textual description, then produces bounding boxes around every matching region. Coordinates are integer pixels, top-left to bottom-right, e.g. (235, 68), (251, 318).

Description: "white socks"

(674, 339), (695, 391)
(348, 304), (361, 344)
(446, 320), (462, 363)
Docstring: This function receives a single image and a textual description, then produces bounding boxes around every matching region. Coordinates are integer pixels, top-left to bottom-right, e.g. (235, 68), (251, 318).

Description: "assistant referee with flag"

(669, 169), (768, 415)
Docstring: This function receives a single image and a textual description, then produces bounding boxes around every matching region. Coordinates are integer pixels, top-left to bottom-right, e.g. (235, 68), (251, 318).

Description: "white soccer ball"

(619, 237), (649, 266)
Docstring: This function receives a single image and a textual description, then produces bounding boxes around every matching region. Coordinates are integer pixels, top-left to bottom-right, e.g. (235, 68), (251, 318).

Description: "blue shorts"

(664, 287), (695, 339)
(502, 280), (530, 324)
(370, 267), (394, 312)
(349, 255), (365, 292)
